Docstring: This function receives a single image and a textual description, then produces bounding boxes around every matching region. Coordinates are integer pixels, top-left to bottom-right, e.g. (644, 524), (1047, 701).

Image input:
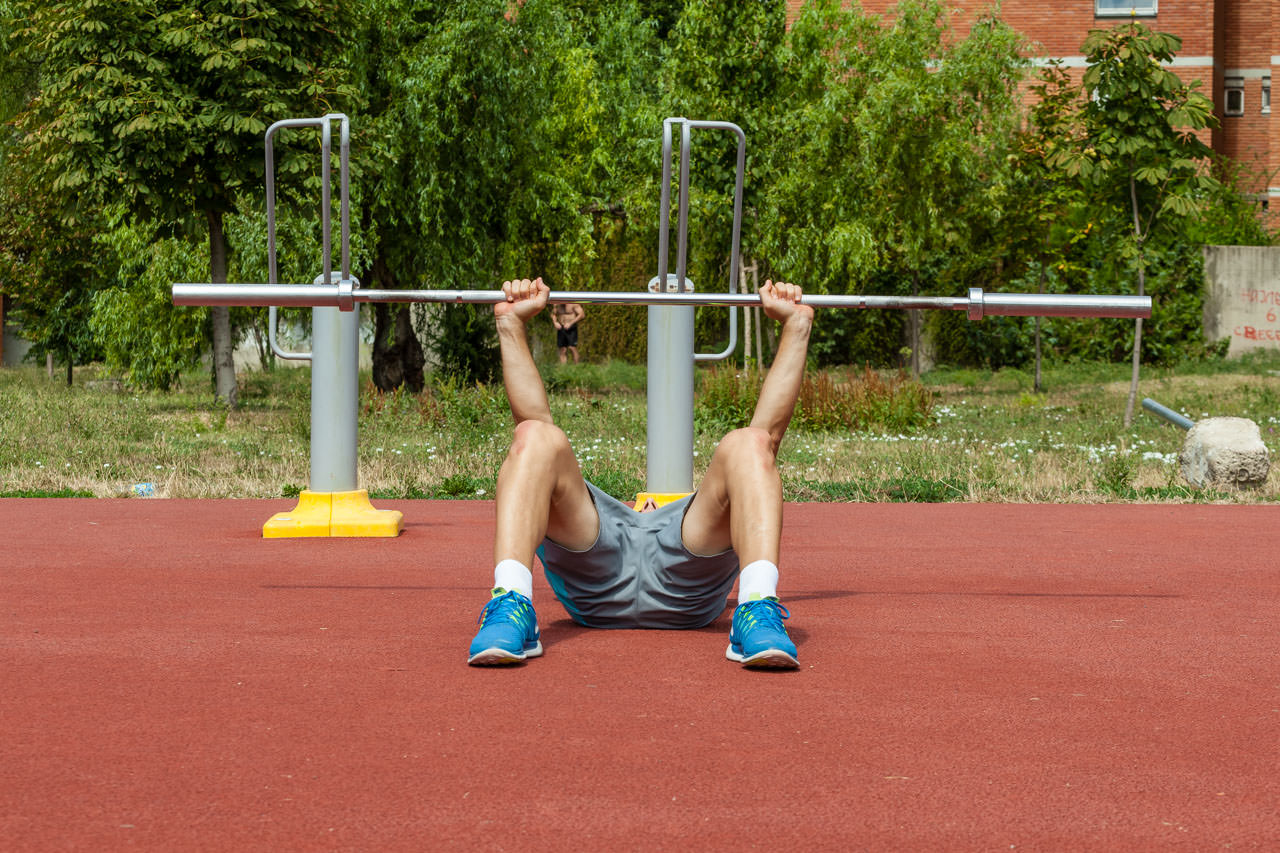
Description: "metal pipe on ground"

(1141, 398), (1195, 430)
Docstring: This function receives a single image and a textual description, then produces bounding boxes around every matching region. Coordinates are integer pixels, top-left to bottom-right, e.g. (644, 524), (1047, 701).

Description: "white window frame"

(1224, 77), (1245, 117)
(1263, 77), (1272, 115)
(1095, 0), (1158, 16)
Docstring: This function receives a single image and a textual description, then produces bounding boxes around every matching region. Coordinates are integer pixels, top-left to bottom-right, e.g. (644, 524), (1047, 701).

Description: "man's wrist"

(782, 313), (813, 336)
(497, 313), (529, 335)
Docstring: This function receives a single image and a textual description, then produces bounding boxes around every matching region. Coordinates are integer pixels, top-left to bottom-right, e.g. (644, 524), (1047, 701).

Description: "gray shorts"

(537, 482), (740, 629)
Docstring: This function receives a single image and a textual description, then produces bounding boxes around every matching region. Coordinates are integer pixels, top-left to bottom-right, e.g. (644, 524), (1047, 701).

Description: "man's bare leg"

(472, 278), (597, 665)
(494, 419), (599, 570)
(681, 426), (797, 668)
(680, 426), (781, 565)
(470, 420), (597, 665)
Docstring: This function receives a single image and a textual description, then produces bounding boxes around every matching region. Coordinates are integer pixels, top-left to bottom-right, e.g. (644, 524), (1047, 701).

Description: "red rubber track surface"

(2, 499), (1278, 851)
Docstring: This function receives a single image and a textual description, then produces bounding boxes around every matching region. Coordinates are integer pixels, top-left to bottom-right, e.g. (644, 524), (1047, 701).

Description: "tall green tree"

(6, 0), (354, 405)
(852, 1), (1025, 373)
(358, 0), (601, 384)
(0, 0), (104, 381)
(659, 0), (789, 298)
(0, 188), (105, 382)
(1056, 23), (1218, 425)
(760, 0), (1025, 369)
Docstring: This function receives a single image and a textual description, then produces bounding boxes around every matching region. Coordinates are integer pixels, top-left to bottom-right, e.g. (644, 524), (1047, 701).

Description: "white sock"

(493, 559), (534, 601)
(736, 559), (779, 603)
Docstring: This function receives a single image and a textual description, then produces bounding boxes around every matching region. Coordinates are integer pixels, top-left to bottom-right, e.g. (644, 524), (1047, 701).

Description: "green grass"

(2, 351), (1279, 503)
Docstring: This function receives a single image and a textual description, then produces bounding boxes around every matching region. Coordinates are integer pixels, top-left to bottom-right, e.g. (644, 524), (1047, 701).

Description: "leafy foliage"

(8, 0), (355, 225)
(90, 214), (209, 390)
(759, 0), (1027, 368)
(3, 0), (355, 401)
(2, 1), (1274, 392)
(353, 0), (605, 382)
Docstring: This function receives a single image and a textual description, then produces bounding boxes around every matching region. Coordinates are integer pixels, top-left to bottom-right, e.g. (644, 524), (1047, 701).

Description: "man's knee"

(712, 428), (779, 486)
(509, 419), (571, 460)
(718, 427), (776, 464)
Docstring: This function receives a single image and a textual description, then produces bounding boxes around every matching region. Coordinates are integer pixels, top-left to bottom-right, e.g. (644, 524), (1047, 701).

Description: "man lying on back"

(468, 276), (813, 669)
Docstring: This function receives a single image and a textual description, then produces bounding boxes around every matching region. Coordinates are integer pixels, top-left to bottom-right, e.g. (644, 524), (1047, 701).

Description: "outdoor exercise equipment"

(256, 114), (400, 538)
(172, 113), (1152, 532)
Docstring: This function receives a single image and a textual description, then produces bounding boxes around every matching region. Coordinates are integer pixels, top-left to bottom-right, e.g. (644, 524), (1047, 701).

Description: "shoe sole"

(725, 644), (799, 669)
(468, 641), (544, 666)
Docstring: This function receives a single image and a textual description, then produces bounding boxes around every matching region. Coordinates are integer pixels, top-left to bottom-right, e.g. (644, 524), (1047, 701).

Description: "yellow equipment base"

(633, 491), (692, 511)
(263, 489), (403, 538)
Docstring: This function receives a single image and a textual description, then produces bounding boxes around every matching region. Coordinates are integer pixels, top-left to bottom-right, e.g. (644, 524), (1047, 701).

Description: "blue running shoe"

(726, 595), (798, 668)
(468, 588), (542, 665)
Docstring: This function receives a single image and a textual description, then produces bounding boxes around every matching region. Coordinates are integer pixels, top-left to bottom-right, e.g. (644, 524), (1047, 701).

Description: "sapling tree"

(1054, 23), (1219, 425)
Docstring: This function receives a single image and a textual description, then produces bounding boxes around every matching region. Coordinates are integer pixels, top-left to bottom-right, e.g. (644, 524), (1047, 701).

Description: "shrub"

(696, 364), (934, 434)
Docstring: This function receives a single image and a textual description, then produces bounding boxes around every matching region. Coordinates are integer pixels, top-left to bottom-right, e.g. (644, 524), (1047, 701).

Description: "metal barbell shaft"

(171, 283), (1151, 319)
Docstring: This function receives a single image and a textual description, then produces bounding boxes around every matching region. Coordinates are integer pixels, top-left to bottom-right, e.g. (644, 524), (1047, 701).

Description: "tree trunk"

(1034, 258), (1046, 393)
(65, 345), (72, 387)
(1123, 263), (1145, 428)
(909, 270), (922, 376)
(1123, 176), (1143, 428)
(369, 254), (425, 392)
(207, 209), (238, 408)
(252, 321), (273, 372)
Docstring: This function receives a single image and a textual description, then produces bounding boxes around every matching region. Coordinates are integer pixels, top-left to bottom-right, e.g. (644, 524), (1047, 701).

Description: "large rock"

(1178, 417), (1271, 489)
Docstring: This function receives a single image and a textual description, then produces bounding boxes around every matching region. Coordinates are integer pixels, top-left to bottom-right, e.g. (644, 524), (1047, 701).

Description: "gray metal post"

(642, 116), (747, 496)
(647, 275), (695, 495)
(646, 119), (696, 496)
(309, 273), (360, 493)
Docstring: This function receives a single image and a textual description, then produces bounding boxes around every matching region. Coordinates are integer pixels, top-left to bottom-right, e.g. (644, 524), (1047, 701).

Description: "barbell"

(171, 282), (1151, 320)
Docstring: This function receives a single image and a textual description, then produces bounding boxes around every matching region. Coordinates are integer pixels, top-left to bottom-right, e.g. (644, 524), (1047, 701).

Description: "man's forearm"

(750, 314), (812, 452)
(498, 316), (553, 424)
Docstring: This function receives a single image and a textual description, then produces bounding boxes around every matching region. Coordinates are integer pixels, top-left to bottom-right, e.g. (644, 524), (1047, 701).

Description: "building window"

(1224, 77), (1245, 116)
(1096, 0), (1157, 16)
(1264, 77), (1272, 115)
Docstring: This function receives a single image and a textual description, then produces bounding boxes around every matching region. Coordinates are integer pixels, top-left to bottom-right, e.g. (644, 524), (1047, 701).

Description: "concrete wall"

(2, 303), (33, 367)
(231, 313), (374, 372)
(1203, 244), (1280, 355)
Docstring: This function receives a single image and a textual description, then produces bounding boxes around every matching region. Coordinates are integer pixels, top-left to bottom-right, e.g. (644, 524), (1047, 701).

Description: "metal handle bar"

(658, 118), (744, 362)
(264, 113), (352, 361)
(172, 283), (1151, 319)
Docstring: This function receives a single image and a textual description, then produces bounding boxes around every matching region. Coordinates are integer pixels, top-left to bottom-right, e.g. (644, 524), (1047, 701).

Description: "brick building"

(787, 0), (1278, 202)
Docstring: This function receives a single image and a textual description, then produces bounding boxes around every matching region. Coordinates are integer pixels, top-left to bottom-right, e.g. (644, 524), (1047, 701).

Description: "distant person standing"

(552, 301), (584, 364)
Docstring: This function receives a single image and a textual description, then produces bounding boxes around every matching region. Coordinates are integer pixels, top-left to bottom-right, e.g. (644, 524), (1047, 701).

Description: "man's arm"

(749, 280), (814, 454)
(567, 303), (585, 327)
(496, 277), (553, 425)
